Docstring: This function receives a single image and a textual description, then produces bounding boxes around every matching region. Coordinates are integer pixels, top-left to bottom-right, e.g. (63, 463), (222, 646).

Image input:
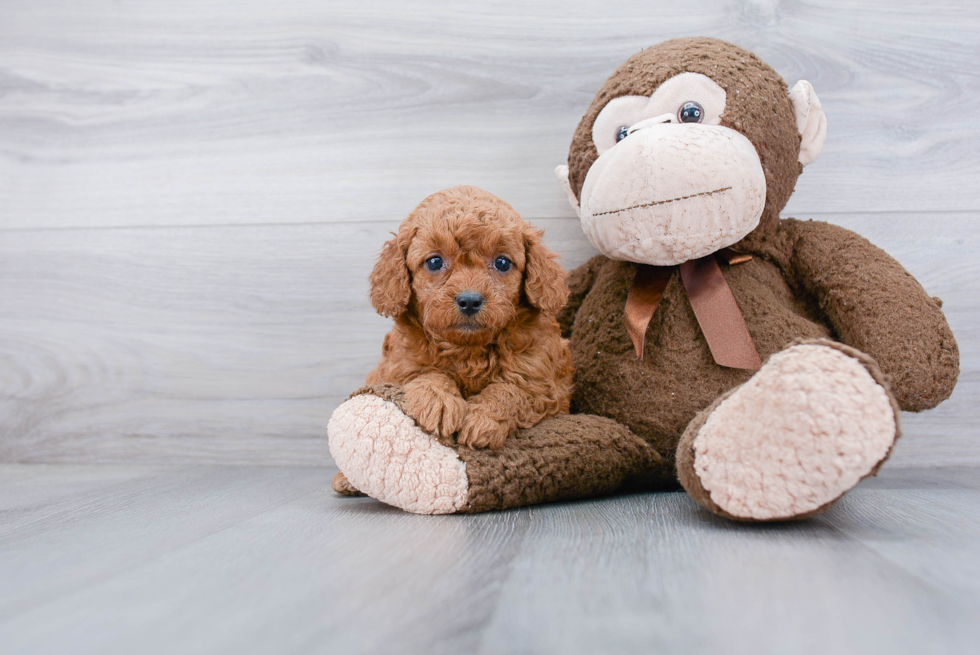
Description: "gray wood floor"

(1, 464), (978, 655)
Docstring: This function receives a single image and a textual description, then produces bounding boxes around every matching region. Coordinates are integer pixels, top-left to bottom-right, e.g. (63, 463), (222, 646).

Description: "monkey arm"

(782, 218), (959, 411)
(557, 254), (607, 337)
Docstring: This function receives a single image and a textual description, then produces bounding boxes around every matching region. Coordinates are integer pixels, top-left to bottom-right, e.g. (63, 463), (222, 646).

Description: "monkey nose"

(455, 291), (484, 316)
(627, 113), (675, 135)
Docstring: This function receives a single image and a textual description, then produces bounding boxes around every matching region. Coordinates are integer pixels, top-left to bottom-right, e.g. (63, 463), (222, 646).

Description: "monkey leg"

(676, 339), (901, 521)
(327, 384), (667, 515)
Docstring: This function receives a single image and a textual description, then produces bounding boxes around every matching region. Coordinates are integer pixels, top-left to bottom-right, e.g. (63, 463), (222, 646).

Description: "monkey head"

(557, 38), (827, 265)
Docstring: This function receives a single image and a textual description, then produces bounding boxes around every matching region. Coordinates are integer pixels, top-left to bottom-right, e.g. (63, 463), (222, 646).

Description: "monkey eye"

(425, 256), (444, 272)
(615, 125), (630, 143)
(678, 101), (705, 124)
(493, 256), (512, 273)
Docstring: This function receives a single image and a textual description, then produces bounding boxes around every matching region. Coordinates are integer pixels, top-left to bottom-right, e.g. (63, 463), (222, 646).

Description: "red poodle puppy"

(366, 185), (572, 449)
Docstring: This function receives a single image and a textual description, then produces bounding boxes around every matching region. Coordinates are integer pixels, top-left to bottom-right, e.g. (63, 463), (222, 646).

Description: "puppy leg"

(331, 471), (364, 497)
(403, 372), (467, 439)
(458, 382), (525, 449)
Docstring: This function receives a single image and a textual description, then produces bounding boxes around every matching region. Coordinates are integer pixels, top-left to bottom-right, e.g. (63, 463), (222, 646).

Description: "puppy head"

(370, 186), (568, 346)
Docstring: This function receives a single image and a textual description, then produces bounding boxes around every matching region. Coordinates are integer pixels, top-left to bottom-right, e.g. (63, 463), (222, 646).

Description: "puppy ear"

(369, 232), (412, 318)
(523, 226), (569, 315)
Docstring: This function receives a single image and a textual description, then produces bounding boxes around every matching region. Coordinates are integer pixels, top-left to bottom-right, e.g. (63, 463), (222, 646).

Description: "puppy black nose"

(455, 291), (484, 316)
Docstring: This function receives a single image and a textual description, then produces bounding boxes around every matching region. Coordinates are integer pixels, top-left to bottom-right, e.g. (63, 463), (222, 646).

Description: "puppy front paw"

(403, 379), (467, 438)
(458, 403), (512, 450)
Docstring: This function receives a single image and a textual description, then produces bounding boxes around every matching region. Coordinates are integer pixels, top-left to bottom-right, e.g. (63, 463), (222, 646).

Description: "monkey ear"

(369, 233), (411, 318)
(524, 226), (569, 315)
(555, 165), (582, 218)
(788, 80), (828, 167)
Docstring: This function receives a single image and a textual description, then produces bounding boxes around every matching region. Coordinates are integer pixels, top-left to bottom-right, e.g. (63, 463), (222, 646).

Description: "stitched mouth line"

(591, 186), (733, 217)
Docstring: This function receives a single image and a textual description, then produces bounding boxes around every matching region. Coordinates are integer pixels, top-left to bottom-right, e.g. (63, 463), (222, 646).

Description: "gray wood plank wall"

(2, 0), (978, 466)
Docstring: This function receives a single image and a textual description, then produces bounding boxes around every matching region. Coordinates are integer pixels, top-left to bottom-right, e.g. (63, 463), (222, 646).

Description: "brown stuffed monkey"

(328, 37), (958, 521)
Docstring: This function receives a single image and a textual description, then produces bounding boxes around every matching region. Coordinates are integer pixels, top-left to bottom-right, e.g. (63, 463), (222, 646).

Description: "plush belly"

(569, 258), (831, 462)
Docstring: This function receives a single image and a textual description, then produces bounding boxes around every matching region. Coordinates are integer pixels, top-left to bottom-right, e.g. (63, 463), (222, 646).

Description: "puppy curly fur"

(366, 186), (573, 449)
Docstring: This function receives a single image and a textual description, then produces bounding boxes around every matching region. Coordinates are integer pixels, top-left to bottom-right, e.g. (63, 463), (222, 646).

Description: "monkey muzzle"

(579, 123), (767, 266)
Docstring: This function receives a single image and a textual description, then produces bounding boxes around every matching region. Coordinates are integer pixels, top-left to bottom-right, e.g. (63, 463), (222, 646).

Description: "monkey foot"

(328, 385), (469, 515)
(677, 340), (900, 521)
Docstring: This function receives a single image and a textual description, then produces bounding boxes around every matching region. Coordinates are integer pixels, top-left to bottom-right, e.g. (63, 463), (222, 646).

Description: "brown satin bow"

(623, 248), (761, 370)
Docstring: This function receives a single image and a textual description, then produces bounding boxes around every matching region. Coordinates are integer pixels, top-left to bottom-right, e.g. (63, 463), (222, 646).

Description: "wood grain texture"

(1, 0), (977, 465)
(1, 0), (979, 230)
(0, 464), (978, 654)
(0, 212), (976, 466)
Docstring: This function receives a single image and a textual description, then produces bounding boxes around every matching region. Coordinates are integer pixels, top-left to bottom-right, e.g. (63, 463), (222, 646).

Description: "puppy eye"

(425, 256), (444, 272)
(615, 125), (630, 143)
(493, 256), (512, 273)
(677, 101), (704, 124)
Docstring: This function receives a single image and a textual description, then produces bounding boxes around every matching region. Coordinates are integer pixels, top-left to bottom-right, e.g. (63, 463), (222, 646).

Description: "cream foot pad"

(328, 394), (469, 514)
(692, 343), (898, 520)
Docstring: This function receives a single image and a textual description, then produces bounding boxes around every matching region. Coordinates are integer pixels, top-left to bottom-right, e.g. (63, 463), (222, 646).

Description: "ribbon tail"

(624, 264), (675, 359)
(679, 257), (762, 370)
